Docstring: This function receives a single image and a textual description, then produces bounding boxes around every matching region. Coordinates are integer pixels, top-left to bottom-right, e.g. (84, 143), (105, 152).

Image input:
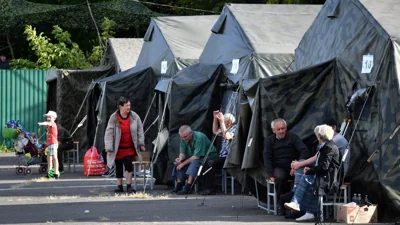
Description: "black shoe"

(126, 184), (136, 194)
(200, 189), (216, 195)
(114, 185), (124, 193)
(285, 211), (304, 219)
(278, 207), (286, 216)
(54, 174), (59, 180)
(177, 184), (191, 195)
(171, 182), (183, 193)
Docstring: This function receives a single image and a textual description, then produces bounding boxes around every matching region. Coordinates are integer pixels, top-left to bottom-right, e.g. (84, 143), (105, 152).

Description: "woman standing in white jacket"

(104, 97), (145, 194)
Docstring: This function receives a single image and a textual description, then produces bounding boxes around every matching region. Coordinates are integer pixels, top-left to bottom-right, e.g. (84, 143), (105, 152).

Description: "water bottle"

(364, 195), (370, 205)
(352, 193), (358, 203)
(357, 194), (362, 205)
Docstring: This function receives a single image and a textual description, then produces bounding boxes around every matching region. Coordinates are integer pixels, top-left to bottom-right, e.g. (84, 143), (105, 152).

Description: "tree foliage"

(11, 18), (116, 70)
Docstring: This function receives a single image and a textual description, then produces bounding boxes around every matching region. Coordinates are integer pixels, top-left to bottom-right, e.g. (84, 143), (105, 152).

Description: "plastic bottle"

(364, 195), (370, 205)
(352, 193), (358, 203)
(357, 194), (362, 205)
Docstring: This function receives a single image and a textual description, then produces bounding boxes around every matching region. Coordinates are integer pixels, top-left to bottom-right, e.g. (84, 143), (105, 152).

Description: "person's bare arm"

(292, 153), (318, 169)
(212, 111), (220, 135)
(213, 119), (219, 135)
(180, 156), (200, 167)
(38, 121), (51, 126)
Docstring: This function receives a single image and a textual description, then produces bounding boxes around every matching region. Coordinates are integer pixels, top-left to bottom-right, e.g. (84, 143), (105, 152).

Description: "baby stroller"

(3, 120), (48, 175)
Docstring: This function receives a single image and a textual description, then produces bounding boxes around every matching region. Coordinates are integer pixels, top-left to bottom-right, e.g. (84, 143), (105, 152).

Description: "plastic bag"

(83, 146), (106, 176)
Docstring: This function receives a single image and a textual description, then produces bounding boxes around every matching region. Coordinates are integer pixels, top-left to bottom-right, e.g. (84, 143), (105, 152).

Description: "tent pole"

(69, 82), (94, 133)
(142, 92), (157, 126)
(186, 134), (218, 200)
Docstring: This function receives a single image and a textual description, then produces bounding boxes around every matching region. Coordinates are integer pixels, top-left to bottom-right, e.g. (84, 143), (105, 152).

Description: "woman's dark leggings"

(115, 155), (133, 178)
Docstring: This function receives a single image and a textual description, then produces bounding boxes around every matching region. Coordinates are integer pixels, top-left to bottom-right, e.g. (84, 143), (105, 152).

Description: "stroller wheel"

(16, 167), (24, 175)
(25, 168), (32, 175)
(39, 165), (47, 174)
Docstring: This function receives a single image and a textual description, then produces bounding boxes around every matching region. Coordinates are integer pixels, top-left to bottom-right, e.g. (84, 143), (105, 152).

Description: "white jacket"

(104, 110), (144, 168)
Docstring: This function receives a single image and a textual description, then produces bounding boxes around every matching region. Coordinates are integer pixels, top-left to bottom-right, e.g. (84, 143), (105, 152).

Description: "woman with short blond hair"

(285, 124), (340, 222)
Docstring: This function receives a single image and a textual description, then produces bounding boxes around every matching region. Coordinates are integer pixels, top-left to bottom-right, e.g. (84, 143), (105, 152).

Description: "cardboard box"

(336, 204), (378, 224)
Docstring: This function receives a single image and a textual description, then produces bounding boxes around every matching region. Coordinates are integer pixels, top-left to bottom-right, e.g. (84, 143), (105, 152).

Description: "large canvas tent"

(153, 64), (225, 183)
(227, 60), (343, 212)
(46, 66), (114, 154)
(200, 4), (321, 78)
(152, 4), (322, 184)
(291, 0), (400, 218)
(105, 38), (144, 73)
(136, 15), (218, 78)
(139, 15), (219, 183)
(86, 65), (158, 152)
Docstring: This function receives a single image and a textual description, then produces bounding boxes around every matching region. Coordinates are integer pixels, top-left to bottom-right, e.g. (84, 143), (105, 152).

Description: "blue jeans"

(172, 157), (202, 182)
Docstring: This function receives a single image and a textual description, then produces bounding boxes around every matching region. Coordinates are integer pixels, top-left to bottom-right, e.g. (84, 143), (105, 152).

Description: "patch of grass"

(117, 192), (153, 199)
(33, 177), (54, 182)
(47, 195), (80, 200)
(10, 180), (35, 190)
(98, 191), (112, 197)
(99, 216), (110, 221)
(155, 194), (170, 199)
(7, 197), (33, 202)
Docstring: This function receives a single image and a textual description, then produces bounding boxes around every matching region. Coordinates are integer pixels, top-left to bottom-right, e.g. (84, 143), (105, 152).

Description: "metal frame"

(221, 169), (235, 195)
(254, 179), (277, 215)
(65, 141), (79, 172)
(133, 161), (154, 191)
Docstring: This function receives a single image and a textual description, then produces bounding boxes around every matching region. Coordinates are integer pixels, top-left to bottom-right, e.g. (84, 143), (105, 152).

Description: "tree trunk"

(135, 26), (140, 38)
(6, 34), (14, 59)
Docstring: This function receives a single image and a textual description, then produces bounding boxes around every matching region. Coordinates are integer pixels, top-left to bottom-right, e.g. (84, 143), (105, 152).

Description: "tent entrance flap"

(93, 82), (107, 148)
(152, 127), (169, 162)
(152, 80), (172, 165)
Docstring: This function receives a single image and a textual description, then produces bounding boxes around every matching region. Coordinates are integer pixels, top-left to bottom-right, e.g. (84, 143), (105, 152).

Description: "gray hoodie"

(104, 110), (144, 168)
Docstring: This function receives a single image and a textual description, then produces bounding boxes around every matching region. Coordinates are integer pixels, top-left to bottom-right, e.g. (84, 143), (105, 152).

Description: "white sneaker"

(284, 202), (300, 211)
(296, 212), (315, 222)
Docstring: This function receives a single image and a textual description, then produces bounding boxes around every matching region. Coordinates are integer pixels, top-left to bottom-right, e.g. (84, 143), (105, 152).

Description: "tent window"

(211, 14), (227, 34)
(327, 0), (340, 18)
(144, 25), (154, 42)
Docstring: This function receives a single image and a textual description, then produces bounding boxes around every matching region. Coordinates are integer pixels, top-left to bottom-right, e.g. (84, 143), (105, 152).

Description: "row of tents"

(47, 0), (400, 220)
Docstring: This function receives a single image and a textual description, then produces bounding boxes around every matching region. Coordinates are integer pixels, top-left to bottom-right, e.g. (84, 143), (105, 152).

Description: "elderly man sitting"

(263, 118), (309, 203)
(171, 125), (218, 195)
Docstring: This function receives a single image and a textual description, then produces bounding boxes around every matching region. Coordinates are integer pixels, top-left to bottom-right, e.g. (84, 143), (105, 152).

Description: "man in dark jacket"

(57, 124), (74, 173)
(263, 118), (309, 202)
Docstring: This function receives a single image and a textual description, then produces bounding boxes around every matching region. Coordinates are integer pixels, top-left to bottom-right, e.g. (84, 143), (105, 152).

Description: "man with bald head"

(263, 118), (309, 202)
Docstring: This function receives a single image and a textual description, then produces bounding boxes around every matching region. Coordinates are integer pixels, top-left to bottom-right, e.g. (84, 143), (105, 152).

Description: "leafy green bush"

(0, 145), (15, 153)
(11, 18), (116, 70)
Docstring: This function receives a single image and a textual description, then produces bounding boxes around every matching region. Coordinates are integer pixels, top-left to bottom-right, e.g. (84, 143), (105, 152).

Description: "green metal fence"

(0, 70), (48, 146)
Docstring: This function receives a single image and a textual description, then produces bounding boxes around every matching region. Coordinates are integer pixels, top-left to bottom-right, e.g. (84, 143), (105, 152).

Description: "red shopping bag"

(83, 146), (106, 176)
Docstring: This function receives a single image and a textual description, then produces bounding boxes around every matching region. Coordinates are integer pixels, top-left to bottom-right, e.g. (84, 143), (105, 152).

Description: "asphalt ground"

(0, 153), (390, 225)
